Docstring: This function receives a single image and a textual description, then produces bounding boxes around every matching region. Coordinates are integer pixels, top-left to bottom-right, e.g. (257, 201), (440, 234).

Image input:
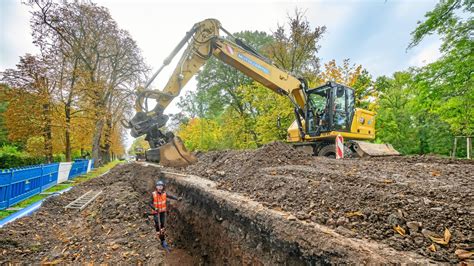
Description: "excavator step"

(65, 190), (102, 211)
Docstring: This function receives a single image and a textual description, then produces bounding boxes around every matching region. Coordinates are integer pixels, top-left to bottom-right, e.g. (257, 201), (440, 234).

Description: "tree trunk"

(43, 103), (53, 163)
(65, 104), (72, 161)
(102, 117), (113, 163)
(92, 118), (105, 167)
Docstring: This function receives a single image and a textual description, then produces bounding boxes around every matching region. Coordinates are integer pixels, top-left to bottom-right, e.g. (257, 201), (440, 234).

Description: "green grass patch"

(0, 210), (16, 220)
(44, 183), (73, 193)
(0, 194), (48, 220)
(71, 160), (123, 184)
(0, 160), (124, 220)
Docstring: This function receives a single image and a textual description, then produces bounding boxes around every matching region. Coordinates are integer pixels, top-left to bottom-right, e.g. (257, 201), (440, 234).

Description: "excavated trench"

(165, 172), (306, 265)
(160, 167), (432, 265)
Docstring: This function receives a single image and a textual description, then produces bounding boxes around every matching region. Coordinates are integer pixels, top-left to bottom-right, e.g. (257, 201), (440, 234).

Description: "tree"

(374, 72), (454, 156)
(0, 84), (9, 146)
(408, 0), (473, 136)
(29, 0), (147, 164)
(1, 54), (57, 162)
(178, 118), (224, 151)
(374, 72), (421, 154)
(267, 8), (326, 80)
(318, 59), (376, 110)
(128, 135), (150, 155)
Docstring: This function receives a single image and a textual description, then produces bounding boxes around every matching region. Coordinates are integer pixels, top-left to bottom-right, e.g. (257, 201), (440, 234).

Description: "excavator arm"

(126, 18), (308, 166)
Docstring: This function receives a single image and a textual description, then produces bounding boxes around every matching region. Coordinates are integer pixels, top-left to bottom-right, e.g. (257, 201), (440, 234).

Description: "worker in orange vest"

(150, 180), (179, 251)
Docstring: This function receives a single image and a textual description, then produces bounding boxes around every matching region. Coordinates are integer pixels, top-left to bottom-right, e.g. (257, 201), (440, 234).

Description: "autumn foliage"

(0, 1), (146, 166)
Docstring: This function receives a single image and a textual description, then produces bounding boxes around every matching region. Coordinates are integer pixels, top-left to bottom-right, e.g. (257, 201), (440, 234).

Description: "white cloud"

(0, 1), (38, 70)
(408, 41), (442, 67)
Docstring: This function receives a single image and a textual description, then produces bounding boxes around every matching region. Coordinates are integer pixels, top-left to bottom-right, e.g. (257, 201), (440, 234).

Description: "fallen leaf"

(42, 259), (63, 265)
(431, 171), (440, 176)
(455, 249), (474, 260)
(429, 244), (437, 252)
(429, 228), (451, 245)
(393, 225), (406, 236)
(444, 228), (451, 243)
(346, 211), (363, 217)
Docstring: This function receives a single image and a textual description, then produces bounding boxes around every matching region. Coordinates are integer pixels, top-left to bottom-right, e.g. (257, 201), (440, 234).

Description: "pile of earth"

(0, 164), (194, 264)
(186, 141), (309, 181)
(181, 142), (474, 263)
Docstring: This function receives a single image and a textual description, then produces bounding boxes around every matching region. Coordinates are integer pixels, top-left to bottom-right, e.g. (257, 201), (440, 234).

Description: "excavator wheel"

(318, 144), (353, 158)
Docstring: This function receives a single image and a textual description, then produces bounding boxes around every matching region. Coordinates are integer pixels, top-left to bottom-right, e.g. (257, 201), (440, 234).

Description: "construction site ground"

(179, 142), (473, 263)
(0, 142), (472, 264)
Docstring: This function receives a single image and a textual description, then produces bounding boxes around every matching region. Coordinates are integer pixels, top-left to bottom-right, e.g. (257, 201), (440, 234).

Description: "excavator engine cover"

(146, 137), (197, 167)
(352, 141), (400, 157)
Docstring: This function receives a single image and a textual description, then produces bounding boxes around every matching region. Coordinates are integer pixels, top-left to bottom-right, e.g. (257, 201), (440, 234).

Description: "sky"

(0, 0), (441, 148)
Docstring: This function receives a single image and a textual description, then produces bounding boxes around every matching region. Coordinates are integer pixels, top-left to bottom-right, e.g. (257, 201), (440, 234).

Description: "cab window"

(333, 87), (347, 130)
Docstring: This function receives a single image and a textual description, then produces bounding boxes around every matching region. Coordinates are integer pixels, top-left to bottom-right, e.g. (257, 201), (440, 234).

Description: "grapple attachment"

(352, 141), (400, 157)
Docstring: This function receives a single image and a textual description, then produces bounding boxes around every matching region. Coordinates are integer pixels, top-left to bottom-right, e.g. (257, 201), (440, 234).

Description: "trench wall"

(160, 170), (431, 265)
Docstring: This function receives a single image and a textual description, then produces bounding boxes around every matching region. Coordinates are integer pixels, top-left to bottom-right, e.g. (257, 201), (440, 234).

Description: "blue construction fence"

(0, 159), (95, 210)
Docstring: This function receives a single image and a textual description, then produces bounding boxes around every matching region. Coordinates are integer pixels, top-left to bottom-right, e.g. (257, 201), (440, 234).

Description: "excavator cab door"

(332, 86), (355, 132)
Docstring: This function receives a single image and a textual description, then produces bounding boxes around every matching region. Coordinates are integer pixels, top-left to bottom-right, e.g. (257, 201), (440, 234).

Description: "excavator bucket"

(155, 137), (197, 167)
(352, 141), (400, 157)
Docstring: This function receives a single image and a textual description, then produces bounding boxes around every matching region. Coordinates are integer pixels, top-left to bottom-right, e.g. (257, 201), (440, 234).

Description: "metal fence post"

(452, 137), (458, 159)
(468, 137), (472, 159)
(40, 164), (44, 193)
(6, 170), (13, 209)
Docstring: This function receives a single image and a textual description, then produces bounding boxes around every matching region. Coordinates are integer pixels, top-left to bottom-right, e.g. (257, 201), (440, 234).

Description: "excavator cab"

(305, 82), (355, 137)
(293, 81), (399, 157)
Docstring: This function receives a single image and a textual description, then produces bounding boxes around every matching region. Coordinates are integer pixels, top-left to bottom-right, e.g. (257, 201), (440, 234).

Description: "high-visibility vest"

(152, 191), (167, 213)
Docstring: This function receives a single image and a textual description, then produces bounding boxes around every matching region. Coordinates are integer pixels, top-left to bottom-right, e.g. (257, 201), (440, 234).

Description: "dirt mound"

(366, 154), (474, 165)
(0, 164), (178, 264)
(180, 143), (474, 263)
(186, 141), (308, 181)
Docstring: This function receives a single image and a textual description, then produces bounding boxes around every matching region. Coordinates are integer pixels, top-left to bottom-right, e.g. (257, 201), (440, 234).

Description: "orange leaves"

(428, 228), (451, 245)
(319, 59), (362, 87)
(393, 225), (406, 236)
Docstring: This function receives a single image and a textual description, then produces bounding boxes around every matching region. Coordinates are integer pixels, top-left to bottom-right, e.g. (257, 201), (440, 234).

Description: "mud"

(181, 142), (474, 263)
(0, 164), (198, 264)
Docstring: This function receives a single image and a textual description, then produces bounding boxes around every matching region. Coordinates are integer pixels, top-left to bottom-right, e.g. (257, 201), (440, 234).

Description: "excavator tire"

(318, 144), (353, 158)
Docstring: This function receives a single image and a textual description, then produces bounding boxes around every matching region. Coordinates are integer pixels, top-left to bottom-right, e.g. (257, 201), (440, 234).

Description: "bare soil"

(0, 164), (198, 264)
(1, 144), (472, 264)
(182, 142), (474, 263)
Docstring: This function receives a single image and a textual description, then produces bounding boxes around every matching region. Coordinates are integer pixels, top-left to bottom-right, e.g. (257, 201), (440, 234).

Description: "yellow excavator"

(123, 18), (399, 167)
